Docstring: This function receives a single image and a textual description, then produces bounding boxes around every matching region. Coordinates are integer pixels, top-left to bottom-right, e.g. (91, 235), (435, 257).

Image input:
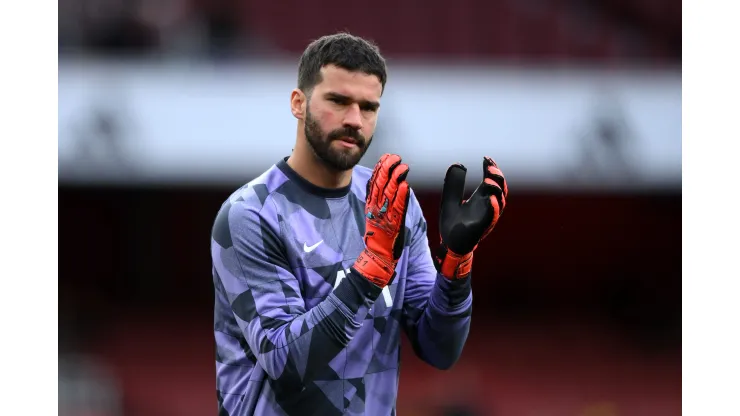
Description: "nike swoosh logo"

(303, 240), (323, 253)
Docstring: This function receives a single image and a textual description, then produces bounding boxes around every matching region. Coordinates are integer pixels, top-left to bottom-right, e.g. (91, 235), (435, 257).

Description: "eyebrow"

(324, 92), (380, 110)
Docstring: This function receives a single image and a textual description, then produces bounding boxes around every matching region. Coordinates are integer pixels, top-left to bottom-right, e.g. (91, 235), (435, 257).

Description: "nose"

(343, 104), (363, 130)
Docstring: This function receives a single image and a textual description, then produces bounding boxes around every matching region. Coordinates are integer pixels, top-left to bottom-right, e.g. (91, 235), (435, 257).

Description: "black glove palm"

(435, 157), (508, 279)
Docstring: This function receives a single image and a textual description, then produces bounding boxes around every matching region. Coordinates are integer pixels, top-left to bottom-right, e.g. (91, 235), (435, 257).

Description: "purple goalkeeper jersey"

(211, 158), (473, 415)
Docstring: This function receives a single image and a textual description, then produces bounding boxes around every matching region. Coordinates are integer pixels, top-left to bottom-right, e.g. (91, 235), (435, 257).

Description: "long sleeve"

(400, 191), (473, 370)
(211, 195), (383, 394)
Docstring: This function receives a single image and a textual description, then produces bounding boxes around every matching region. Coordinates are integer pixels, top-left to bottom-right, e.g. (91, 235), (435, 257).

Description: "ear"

(290, 89), (307, 120)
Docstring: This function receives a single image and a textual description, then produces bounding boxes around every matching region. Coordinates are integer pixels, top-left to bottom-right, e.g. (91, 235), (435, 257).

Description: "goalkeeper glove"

(354, 154), (411, 287)
(434, 156), (508, 279)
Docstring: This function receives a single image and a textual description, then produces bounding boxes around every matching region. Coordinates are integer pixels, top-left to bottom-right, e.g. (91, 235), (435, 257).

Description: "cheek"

(318, 109), (340, 126)
(364, 117), (378, 134)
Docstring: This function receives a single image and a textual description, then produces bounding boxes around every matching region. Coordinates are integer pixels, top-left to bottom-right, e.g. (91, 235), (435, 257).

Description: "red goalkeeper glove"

(434, 156), (508, 279)
(354, 154), (411, 287)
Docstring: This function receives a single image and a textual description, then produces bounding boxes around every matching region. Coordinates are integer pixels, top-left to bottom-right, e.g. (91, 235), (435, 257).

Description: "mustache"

(328, 128), (366, 145)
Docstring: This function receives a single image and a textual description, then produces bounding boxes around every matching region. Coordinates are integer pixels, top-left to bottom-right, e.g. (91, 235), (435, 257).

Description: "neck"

(287, 132), (353, 189)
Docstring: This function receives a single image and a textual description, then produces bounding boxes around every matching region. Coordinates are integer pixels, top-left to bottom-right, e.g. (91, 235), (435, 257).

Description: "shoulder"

(229, 164), (290, 210)
(212, 165), (288, 244)
(347, 163), (374, 201)
(352, 163), (374, 183)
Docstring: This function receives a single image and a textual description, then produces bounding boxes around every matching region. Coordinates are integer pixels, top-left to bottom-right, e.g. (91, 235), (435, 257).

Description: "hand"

(434, 156), (508, 279)
(354, 154), (411, 287)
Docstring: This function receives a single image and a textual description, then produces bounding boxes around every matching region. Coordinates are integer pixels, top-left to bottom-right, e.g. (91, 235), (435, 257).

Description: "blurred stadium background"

(58, 0), (681, 415)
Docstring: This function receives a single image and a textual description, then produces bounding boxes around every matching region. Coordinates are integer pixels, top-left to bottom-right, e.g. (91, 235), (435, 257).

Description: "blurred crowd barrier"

(58, 61), (680, 191)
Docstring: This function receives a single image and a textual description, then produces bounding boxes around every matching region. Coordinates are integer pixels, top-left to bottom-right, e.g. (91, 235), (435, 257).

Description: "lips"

(339, 136), (358, 144)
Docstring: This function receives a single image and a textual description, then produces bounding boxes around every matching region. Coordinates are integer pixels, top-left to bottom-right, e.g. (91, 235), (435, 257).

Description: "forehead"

(314, 65), (383, 100)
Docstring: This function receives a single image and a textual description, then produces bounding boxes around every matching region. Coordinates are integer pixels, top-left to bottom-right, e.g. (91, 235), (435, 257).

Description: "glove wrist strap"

(354, 248), (395, 287)
(436, 245), (474, 280)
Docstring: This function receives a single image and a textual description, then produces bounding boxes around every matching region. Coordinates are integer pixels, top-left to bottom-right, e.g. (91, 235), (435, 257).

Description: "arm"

(401, 191), (473, 370)
(402, 157), (508, 370)
(211, 196), (382, 392)
(404, 156), (508, 370)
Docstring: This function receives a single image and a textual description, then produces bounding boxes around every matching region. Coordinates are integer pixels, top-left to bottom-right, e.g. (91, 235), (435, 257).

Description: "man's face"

(303, 65), (382, 171)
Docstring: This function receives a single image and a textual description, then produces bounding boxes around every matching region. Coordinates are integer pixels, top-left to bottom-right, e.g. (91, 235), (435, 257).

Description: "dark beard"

(304, 108), (372, 171)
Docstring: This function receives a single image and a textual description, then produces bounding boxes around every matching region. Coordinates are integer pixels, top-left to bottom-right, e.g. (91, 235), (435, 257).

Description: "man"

(211, 32), (508, 415)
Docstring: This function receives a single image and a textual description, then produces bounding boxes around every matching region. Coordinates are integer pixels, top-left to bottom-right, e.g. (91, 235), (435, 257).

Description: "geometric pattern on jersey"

(212, 157), (473, 415)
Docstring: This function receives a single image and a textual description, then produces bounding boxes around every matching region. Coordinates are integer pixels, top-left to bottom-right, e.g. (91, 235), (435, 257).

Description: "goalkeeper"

(210, 32), (508, 416)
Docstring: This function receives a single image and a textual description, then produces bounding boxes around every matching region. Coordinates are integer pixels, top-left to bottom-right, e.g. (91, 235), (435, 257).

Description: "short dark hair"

(297, 32), (387, 96)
